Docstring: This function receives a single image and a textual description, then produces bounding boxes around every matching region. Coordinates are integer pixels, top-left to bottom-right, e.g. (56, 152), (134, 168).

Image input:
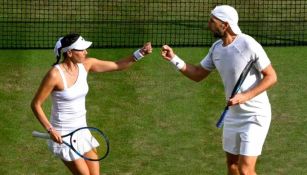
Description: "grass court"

(0, 46), (306, 174)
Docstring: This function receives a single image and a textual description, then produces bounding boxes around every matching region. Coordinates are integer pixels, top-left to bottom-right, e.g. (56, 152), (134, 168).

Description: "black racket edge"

(216, 106), (229, 128)
(65, 127), (110, 161)
(230, 58), (258, 98)
(216, 57), (258, 128)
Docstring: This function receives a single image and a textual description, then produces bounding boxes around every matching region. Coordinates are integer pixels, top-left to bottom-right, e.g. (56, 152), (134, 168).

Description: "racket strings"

(71, 128), (109, 161)
(90, 130), (109, 160)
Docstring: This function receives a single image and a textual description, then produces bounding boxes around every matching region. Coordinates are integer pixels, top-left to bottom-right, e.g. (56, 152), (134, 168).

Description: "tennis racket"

(216, 58), (258, 128)
(32, 127), (110, 161)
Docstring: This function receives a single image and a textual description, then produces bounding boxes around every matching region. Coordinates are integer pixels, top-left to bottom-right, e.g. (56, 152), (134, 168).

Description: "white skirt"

(48, 129), (99, 161)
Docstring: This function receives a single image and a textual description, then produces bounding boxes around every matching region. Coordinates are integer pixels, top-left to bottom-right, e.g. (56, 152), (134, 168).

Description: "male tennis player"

(31, 33), (152, 175)
(161, 5), (277, 175)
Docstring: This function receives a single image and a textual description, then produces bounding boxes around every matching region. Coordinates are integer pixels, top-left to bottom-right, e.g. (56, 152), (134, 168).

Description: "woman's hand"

(140, 42), (153, 56)
(49, 128), (63, 144)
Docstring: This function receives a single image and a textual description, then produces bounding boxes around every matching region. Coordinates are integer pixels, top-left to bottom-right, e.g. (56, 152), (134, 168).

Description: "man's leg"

(226, 152), (240, 175)
(238, 155), (258, 175)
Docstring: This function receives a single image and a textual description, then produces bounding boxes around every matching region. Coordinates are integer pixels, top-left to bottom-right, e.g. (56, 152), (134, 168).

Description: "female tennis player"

(31, 33), (152, 175)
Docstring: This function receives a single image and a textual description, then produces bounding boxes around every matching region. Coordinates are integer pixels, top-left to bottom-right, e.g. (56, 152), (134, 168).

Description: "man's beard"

(213, 31), (223, 38)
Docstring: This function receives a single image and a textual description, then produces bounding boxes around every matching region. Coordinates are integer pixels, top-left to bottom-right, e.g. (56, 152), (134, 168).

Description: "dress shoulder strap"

(54, 64), (68, 89)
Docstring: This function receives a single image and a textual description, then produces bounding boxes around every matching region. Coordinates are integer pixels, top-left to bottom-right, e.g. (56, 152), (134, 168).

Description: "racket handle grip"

(32, 131), (50, 139)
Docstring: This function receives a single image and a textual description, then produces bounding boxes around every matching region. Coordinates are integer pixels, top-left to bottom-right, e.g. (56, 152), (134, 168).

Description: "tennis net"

(0, 0), (306, 48)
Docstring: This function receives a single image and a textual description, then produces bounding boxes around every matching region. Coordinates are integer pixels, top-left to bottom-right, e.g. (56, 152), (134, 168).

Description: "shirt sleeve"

(251, 41), (271, 72)
(200, 45), (216, 71)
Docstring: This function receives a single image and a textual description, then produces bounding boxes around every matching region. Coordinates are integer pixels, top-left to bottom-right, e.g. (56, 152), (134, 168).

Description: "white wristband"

(133, 49), (144, 61)
(170, 55), (186, 70)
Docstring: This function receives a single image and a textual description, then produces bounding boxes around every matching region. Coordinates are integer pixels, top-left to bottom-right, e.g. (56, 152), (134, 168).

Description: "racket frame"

(32, 126), (110, 161)
(216, 58), (258, 128)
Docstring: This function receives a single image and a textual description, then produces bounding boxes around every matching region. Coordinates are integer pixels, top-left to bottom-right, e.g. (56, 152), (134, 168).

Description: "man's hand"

(161, 45), (176, 61)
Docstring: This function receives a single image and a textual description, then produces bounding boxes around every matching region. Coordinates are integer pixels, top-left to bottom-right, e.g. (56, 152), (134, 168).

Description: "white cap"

(62, 36), (92, 52)
(211, 5), (242, 34)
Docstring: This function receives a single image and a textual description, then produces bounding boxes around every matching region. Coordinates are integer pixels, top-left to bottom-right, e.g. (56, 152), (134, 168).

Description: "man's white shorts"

(223, 114), (271, 156)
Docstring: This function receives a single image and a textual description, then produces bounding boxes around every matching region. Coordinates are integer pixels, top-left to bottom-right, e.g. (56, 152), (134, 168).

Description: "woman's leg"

(84, 149), (100, 175)
(62, 158), (90, 175)
(62, 149), (100, 175)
